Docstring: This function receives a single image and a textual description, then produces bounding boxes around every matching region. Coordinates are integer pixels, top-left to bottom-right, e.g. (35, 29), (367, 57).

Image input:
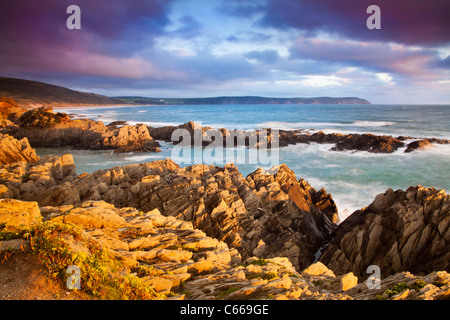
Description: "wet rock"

(405, 139), (432, 153)
(319, 186), (450, 278)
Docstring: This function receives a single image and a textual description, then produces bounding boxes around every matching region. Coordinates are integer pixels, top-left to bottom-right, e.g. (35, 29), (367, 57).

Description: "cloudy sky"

(1, 0), (449, 103)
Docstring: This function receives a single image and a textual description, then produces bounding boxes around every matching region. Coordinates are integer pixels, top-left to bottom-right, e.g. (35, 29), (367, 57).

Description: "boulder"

(302, 262), (335, 277)
(0, 97), (27, 127)
(340, 272), (358, 291)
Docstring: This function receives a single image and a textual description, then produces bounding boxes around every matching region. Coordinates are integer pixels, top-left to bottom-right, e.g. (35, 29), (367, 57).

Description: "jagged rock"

(4, 107), (161, 153)
(330, 133), (404, 153)
(0, 198), (41, 228)
(319, 186), (450, 278)
(150, 122), (431, 154)
(0, 184), (13, 198)
(1, 197), (448, 300)
(52, 201), (128, 229)
(405, 139), (432, 153)
(0, 134), (39, 165)
(0, 97), (27, 127)
(0, 156), (338, 272)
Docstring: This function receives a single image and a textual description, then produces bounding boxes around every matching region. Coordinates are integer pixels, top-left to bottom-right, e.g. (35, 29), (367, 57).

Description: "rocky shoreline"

(1, 97), (448, 155)
(0, 98), (449, 300)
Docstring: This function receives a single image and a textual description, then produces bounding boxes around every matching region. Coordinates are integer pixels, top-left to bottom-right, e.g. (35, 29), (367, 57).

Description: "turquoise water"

(38, 104), (450, 221)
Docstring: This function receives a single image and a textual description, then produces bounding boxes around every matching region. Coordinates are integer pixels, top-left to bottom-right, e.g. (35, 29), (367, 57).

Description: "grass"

(246, 271), (278, 281)
(0, 221), (167, 300)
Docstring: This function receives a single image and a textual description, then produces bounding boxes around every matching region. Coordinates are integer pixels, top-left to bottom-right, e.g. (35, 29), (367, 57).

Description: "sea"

(36, 104), (450, 222)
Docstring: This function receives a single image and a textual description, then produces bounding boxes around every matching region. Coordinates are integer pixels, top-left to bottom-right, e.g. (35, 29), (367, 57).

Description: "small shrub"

(216, 286), (239, 300)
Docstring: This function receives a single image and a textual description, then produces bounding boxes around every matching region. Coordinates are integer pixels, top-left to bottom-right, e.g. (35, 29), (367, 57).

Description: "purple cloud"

(0, 0), (174, 60)
(289, 37), (443, 79)
(258, 0), (450, 47)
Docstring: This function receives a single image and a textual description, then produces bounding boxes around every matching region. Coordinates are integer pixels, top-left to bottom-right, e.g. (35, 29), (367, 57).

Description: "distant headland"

(0, 77), (370, 108)
(115, 96), (371, 105)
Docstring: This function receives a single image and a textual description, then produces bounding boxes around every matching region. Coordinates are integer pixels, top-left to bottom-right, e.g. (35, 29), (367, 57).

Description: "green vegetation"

(0, 221), (168, 299)
(216, 286), (239, 300)
(19, 108), (70, 128)
(246, 271), (277, 281)
(376, 279), (428, 300)
(242, 258), (268, 267)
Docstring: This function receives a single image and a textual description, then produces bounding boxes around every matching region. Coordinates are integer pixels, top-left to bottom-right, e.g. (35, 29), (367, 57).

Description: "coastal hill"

(115, 95), (371, 105)
(0, 77), (124, 108)
(0, 77), (370, 108)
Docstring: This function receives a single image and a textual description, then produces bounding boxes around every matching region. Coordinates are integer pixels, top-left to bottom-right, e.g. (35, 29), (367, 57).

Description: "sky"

(0, 0), (449, 104)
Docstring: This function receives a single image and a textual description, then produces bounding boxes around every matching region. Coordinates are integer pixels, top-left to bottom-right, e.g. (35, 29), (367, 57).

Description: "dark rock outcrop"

(403, 139), (450, 153)
(3, 107), (161, 153)
(319, 186), (450, 278)
(149, 122), (449, 154)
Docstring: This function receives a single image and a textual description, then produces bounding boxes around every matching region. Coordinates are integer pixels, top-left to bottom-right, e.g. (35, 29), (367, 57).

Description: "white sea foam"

(255, 120), (396, 131)
(352, 120), (396, 127)
(123, 154), (162, 162)
(126, 121), (180, 127)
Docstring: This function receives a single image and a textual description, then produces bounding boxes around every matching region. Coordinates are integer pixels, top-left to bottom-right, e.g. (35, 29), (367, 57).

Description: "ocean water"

(38, 104), (450, 221)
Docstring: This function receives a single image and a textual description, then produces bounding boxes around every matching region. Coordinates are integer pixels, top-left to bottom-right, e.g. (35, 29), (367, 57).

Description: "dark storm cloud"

(257, 0), (450, 47)
(0, 0), (174, 61)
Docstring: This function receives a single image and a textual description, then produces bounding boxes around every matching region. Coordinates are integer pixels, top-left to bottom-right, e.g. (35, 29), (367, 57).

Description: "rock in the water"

(405, 140), (432, 153)
(4, 107), (161, 153)
(0, 133), (39, 165)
